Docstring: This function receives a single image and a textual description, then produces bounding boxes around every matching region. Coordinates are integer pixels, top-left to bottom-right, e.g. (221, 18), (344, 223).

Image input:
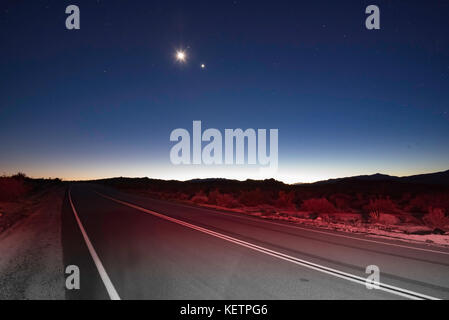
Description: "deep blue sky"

(1, 0), (448, 182)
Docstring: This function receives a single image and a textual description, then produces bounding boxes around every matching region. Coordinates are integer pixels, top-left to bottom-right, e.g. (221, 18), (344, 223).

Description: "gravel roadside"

(0, 187), (66, 299)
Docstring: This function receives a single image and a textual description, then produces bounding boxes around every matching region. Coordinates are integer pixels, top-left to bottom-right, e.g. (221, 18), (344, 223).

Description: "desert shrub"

(275, 191), (296, 209)
(191, 190), (208, 204)
(407, 195), (432, 213)
(300, 198), (336, 214)
(208, 190), (240, 208)
(319, 214), (332, 223)
(172, 192), (189, 201)
(378, 213), (401, 225)
(368, 210), (380, 222)
(12, 172), (27, 179)
(423, 208), (449, 229)
(364, 197), (398, 222)
(217, 193), (240, 208)
(238, 188), (266, 206)
(179, 192), (189, 201)
(0, 175), (29, 201)
(207, 189), (221, 205)
(406, 193), (449, 215)
(329, 193), (353, 211)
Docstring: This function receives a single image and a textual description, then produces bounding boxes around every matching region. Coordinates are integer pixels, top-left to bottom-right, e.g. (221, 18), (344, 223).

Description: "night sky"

(1, 0), (448, 183)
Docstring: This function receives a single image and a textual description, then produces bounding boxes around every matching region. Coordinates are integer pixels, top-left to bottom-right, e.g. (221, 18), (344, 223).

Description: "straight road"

(62, 184), (449, 300)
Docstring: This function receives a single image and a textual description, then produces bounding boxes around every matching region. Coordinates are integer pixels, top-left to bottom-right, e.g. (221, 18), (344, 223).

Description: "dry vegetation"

(0, 173), (30, 201)
(0, 173), (63, 233)
(97, 176), (449, 233)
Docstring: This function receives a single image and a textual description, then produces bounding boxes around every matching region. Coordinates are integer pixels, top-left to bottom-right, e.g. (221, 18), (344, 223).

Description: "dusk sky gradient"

(1, 0), (448, 183)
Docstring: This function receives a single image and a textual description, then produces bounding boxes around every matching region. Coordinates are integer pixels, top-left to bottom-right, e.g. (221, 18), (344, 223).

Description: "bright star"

(201, 64), (206, 69)
(176, 51), (186, 62)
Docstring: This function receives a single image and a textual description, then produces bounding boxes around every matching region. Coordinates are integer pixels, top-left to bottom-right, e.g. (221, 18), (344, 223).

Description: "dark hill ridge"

(312, 170), (449, 186)
(401, 170), (449, 185)
(93, 170), (449, 192)
(181, 170), (449, 186)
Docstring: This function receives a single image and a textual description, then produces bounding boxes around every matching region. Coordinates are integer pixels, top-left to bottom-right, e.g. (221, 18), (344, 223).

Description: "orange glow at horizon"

(3, 163), (447, 184)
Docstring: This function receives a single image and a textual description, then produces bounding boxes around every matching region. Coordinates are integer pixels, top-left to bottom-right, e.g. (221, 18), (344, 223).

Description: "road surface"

(62, 184), (449, 300)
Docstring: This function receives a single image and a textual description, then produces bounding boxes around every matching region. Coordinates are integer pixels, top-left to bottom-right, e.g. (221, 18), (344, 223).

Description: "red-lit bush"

(238, 188), (267, 206)
(423, 208), (449, 230)
(0, 174), (29, 201)
(329, 193), (353, 211)
(208, 190), (240, 208)
(300, 198), (336, 214)
(364, 197), (398, 221)
(191, 190), (208, 204)
(406, 193), (449, 215)
(275, 191), (296, 209)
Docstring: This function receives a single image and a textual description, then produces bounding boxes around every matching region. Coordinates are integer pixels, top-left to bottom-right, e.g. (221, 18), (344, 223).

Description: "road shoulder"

(0, 186), (66, 299)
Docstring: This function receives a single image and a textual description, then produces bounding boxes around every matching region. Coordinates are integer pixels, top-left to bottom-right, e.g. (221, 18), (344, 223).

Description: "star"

(201, 64), (206, 69)
(176, 51), (186, 62)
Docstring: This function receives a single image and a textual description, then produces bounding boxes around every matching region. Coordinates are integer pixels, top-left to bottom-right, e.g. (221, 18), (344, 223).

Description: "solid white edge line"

(96, 191), (440, 301)
(69, 189), (121, 300)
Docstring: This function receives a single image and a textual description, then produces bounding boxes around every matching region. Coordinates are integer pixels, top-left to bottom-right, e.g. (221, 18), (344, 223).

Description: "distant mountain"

(187, 178), (239, 183)
(400, 170), (449, 185)
(96, 170), (449, 189)
(312, 170), (449, 186)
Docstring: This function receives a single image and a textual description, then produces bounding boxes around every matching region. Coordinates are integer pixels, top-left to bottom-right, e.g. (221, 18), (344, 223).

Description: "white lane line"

(97, 192), (440, 301)
(160, 199), (449, 256)
(69, 189), (121, 300)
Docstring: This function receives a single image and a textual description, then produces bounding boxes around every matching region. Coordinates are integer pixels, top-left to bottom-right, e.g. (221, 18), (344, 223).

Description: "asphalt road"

(62, 184), (449, 300)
